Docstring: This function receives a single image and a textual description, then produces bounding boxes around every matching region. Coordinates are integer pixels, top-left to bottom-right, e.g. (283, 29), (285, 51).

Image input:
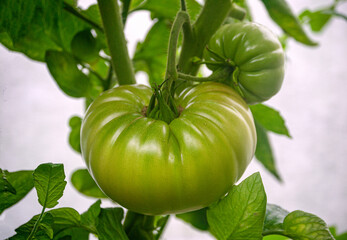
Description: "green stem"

(329, 10), (347, 21)
(143, 215), (155, 230)
(81, 63), (105, 82)
(121, 0), (132, 25)
(177, 67), (232, 82)
(105, 65), (114, 90)
(229, 3), (247, 21)
(27, 206), (46, 240)
(63, 2), (103, 32)
(180, 0), (187, 11)
(124, 211), (140, 234)
(163, 11), (190, 100)
(177, 0), (232, 75)
(123, 211), (157, 239)
(155, 216), (170, 239)
(97, 0), (136, 85)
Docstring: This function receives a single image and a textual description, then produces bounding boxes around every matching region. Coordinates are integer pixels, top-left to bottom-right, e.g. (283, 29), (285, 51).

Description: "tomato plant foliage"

(1, 0), (346, 239)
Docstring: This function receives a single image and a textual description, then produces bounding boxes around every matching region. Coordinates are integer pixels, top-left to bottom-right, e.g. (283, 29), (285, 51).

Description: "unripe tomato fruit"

(80, 82), (256, 215)
(204, 22), (285, 104)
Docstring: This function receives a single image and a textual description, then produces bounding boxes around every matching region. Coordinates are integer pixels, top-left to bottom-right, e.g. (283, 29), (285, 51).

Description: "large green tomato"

(204, 22), (285, 104)
(80, 82), (256, 215)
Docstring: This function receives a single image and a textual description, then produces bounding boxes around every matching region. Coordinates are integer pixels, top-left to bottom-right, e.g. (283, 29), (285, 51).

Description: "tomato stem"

(230, 3), (247, 21)
(177, 0), (233, 75)
(121, 0), (131, 25)
(163, 11), (191, 101)
(123, 211), (162, 239)
(97, 0), (136, 85)
(180, 0), (187, 11)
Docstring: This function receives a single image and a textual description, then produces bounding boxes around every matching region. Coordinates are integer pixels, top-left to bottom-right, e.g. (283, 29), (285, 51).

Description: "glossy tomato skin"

(81, 82), (256, 215)
(204, 22), (285, 104)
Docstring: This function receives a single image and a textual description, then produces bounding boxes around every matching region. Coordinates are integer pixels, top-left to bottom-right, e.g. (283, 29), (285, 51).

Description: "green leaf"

(49, 208), (81, 231)
(64, 3), (103, 31)
(10, 208), (89, 240)
(133, 20), (171, 86)
(0, 27), (60, 62)
(53, 227), (90, 240)
(49, 208), (90, 239)
(97, 208), (129, 240)
(11, 213), (54, 240)
(250, 104), (291, 137)
(0, 170), (34, 215)
(68, 116), (82, 153)
(131, 0), (202, 21)
(331, 226), (347, 240)
(88, 59), (109, 97)
(0, 0), (37, 42)
(42, 0), (89, 52)
(261, 0), (317, 46)
(33, 163), (67, 209)
(0, 169), (16, 194)
(254, 121), (282, 181)
(263, 204), (335, 240)
(71, 169), (107, 198)
(263, 235), (289, 240)
(71, 29), (100, 63)
(0, 0), (90, 61)
(299, 9), (333, 33)
(263, 204), (289, 234)
(81, 4), (103, 27)
(176, 208), (209, 231)
(207, 172), (267, 240)
(283, 211), (334, 240)
(81, 200), (102, 234)
(45, 50), (91, 98)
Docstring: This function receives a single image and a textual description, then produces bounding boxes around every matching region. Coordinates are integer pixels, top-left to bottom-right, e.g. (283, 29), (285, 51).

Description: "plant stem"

(229, 3), (247, 21)
(121, 0), (132, 25)
(27, 206), (46, 240)
(123, 211), (157, 239)
(177, 67), (232, 82)
(105, 65), (114, 90)
(97, 0), (136, 85)
(63, 2), (103, 32)
(155, 215), (170, 239)
(163, 11), (190, 100)
(178, 0), (232, 75)
(123, 211), (140, 233)
(180, 0), (187, 11)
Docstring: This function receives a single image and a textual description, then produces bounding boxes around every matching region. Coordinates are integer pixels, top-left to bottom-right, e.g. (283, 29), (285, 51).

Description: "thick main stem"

(97, 0), (136, 85)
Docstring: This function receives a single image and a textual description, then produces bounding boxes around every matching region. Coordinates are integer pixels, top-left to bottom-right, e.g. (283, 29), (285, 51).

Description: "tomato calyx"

(145, 84), (179, 124)
(203, 45), (248, 97)
(205, 46), (236, 68)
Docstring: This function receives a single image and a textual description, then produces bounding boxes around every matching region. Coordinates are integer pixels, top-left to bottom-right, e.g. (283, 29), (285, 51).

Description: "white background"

(1, 0), (347, 239)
